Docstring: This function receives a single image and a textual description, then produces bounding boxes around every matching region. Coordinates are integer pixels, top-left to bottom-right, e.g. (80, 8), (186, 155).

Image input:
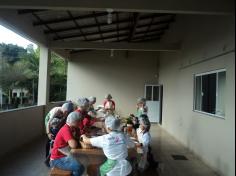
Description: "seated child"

(81, 115), (135, 176)
(136, 115), (151, 171)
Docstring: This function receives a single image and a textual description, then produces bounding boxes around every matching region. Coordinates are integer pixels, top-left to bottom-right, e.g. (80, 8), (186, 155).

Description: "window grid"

(193, 69), (226, 119)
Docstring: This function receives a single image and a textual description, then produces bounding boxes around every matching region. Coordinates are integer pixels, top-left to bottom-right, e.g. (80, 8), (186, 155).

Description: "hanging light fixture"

(106, 8), (113, 24)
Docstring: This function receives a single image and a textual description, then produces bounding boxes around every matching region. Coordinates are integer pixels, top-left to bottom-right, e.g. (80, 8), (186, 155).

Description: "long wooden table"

(71, 148), (104, 156)
(71, 147), (138, 176)
(70, 126), (139, 175)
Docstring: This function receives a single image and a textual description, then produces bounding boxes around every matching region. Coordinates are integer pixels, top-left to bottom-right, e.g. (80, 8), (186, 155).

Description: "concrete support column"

(37, 46), (50, 105)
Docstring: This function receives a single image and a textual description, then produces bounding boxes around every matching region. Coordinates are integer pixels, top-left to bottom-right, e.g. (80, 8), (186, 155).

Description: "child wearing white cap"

(135, 114), (151, 171)
(81, 115), (135, 176)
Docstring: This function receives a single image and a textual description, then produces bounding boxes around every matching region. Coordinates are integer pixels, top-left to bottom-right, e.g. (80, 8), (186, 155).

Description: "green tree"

(0, 59), (28, 106)
(20, 47), (39, 104)
(0, 43), (26, 64)
(0, 43), (67, 109)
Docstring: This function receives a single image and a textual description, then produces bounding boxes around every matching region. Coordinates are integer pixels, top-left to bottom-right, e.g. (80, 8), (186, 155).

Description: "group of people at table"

(44, 94), (151, 176)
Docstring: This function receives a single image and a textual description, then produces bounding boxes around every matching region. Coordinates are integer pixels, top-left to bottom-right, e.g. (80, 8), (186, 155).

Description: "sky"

(0, 24), (37, 49)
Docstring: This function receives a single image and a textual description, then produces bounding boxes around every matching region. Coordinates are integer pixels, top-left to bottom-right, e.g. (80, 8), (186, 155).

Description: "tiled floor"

(150, 124), (219, 176)
(0, 125), (219, 176)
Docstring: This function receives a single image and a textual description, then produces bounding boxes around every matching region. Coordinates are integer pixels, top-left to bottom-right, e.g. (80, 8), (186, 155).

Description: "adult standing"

(103, 94), (115, 114)
(136, 98), (148, 118)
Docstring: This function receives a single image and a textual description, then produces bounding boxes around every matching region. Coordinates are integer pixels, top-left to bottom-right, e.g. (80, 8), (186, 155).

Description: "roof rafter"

(128, 12), (140, 41)
(44, 13), (172, 34)
(53, 25), (167, 40)
(67, 11), (87, 40)
(93, 11), (104, 42)
(49, 40), (181, 51)
(31, 12), (62, 40)
(33, 12), (108, 26)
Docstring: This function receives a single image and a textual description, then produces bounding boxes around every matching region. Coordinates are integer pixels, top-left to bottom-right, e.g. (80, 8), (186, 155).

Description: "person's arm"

(46, 118), (54, 139)
(103, 100), (107, 108)
(62, 126), (79, 149)
(136, 142), (143, 148)
(81, 135), (104, 148)
(68, 139), (78, 149)
(112, 100), (115, 110)
(81, 134), (92, 145)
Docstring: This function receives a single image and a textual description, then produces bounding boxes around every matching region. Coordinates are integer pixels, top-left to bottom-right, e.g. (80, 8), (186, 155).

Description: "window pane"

(194, 76), (202, 111)
(153, 86), (159, 101)
(202, 73), (216, 114)
(146, 86), (152, 101)
(0, 43), (39, 111)
(216, 71), (226, 116)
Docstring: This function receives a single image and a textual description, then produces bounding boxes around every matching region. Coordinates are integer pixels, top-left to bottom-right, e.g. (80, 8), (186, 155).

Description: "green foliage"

(0, 43), (26, 64)
(0, 43), (67, 108)
(126, 117), (133, 124)
(49, 52), (67, 102)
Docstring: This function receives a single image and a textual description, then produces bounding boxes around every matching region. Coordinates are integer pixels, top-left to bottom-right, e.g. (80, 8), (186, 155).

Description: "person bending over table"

(81, 115), (135, 176)
(76, 97), (104, 135)
(88, 96), (96, 111)
(50, 112), (84, 176)
(44, 102), (74, 166)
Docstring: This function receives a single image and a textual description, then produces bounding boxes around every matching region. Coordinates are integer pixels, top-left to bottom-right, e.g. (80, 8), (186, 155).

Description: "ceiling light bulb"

(106, 8), (113, 24)
(106, 8), (114, 13)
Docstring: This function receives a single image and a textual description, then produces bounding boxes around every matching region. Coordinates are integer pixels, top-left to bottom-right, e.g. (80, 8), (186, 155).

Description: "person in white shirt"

(81, 115), (135, 176)
(136, 114), (151, 171)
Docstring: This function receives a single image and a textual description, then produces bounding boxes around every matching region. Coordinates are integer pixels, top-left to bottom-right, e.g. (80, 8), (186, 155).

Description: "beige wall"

(0, 106), (44, 157)
(159, 14), (235, 176)
(67, 50), (159, 117)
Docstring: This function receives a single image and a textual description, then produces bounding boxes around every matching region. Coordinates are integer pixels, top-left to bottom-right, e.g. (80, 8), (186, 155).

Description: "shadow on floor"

(0, 136), (50, 176)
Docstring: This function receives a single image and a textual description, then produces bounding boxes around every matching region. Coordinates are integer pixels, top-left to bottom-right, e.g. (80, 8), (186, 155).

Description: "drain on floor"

(171, 155), (188, 160)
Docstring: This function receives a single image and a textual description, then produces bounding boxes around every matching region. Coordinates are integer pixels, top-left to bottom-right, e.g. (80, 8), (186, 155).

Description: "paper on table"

(58, 146), (71, 156)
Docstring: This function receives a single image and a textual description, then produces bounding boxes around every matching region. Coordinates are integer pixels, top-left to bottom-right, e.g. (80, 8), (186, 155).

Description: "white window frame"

(193, 69), (226, 119)
(144, 84), (161, 101)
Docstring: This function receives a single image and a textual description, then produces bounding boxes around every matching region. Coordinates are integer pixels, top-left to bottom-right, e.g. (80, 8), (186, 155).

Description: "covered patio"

(0, 125), (219, 176)
(0, 1), (235, 176)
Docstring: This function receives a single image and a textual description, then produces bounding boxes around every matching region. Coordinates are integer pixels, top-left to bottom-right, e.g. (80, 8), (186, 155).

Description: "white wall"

(67, 50), (159, 117)
(0, 106), (45, 157)
(159, 14), (235, 176)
